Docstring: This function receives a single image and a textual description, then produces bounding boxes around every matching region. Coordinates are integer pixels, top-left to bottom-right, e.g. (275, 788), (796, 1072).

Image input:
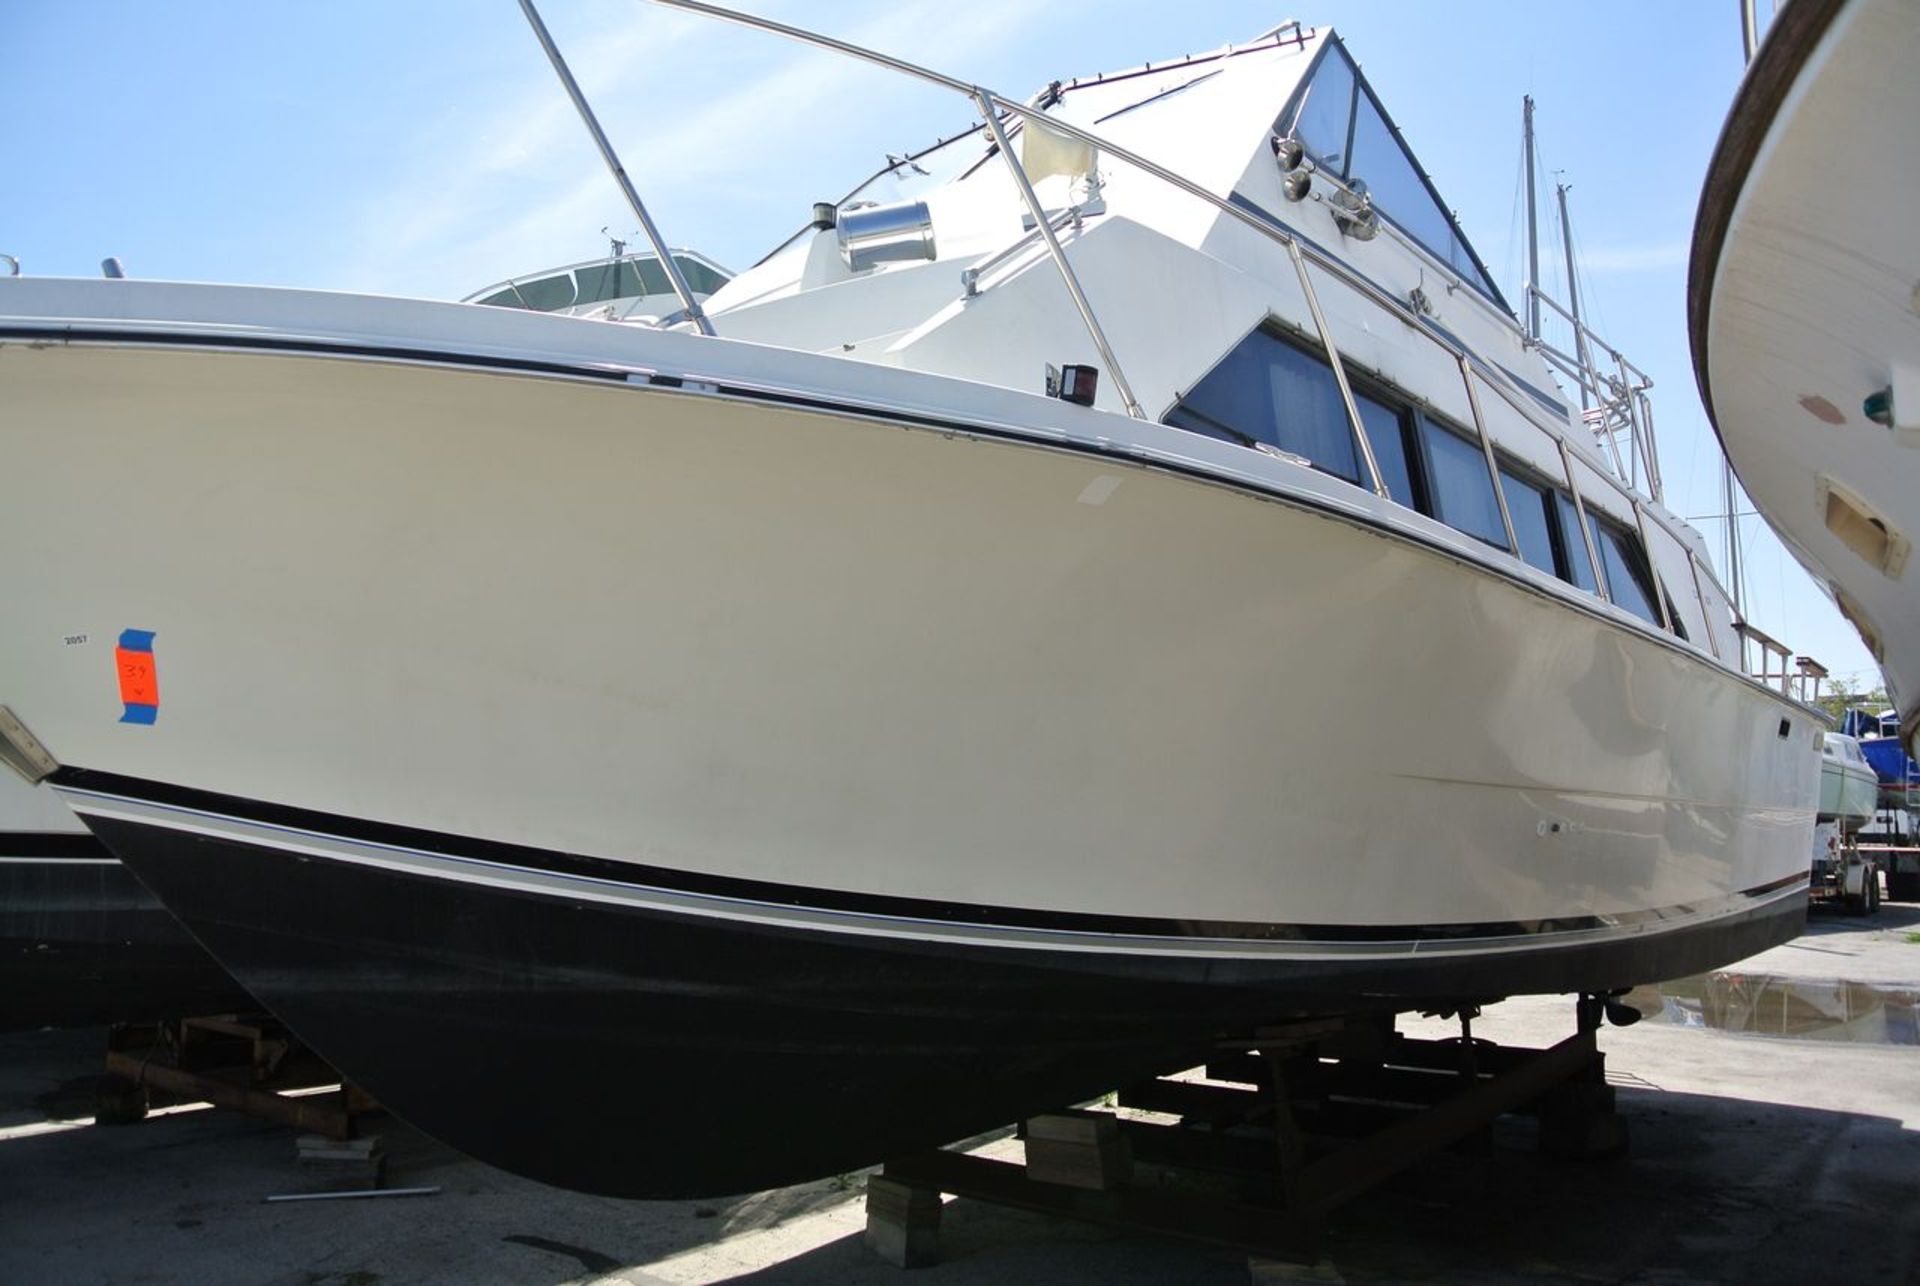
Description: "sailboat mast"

(1523, 96), (1541, 340)
(1554, 181), (1591, 413)
(1725, 0), (1760, 638)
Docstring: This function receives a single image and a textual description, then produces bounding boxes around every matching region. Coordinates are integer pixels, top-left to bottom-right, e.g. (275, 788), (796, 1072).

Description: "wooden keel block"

(864, 1175), (941, 1268)
(1023, 1110), (1133, 1190)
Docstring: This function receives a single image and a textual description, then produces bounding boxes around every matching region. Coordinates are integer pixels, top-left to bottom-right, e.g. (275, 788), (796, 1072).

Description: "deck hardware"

(809, 202), (838, 231)
(1046, 363), (1099, 407)
(837, 199), (937, 271)
(972, 86), (1145, 419)
(100, 257), (125, 279)
(1328, 185), (1378, 240)
(1, 253), (17, 276)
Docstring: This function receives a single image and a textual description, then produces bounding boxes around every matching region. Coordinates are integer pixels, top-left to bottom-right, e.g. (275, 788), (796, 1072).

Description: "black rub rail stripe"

(0, 831), (114, 860)
(0, 325), (635, 384)
(53, 766), (1807, 944)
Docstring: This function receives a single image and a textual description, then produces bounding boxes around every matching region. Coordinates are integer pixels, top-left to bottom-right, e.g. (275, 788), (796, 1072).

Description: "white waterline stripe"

(59, 786), (1797, 963)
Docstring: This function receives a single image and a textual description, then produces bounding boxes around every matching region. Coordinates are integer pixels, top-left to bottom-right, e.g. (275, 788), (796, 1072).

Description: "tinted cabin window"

(675, 257), (730, 295)
(1499, 468), (1557, 575)
(1421, 417), (1508, 549)
(1590, 517), (1662, 626)
(513, 273), (576, 312)
(1355, 394), (1419, 508)
(1346, 91), (1457, 267)
(1281, 40), (1500, 302)
(1292, 49), (1356, 171)
(1552, 493), (1600, 593)
(1165, 330), (1363, 484)
(573, 262), (626, 305)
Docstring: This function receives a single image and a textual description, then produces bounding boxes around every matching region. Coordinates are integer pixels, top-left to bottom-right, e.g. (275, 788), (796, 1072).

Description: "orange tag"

(116, 649), (158, 705)
(115, 629), (159, 724)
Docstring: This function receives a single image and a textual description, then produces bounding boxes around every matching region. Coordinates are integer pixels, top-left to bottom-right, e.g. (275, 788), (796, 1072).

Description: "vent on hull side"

(1819, 476), (1909, 579)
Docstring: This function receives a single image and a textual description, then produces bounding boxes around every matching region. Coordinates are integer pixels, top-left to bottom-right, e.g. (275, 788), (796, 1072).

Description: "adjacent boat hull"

(0, 828), (251, 1031)
(1819, 760), (1880, 830)
(1, 292), (1819, 1194)
(1, 771), (250, 1031)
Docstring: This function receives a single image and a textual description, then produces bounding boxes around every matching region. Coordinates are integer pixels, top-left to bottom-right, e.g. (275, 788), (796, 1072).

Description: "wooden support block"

(1249, 1254), (1345, 1282)
(864, 1175), (941, 1268)
(297, 1133), (386, 1190)
(1024, 1111), (1133, 1190)
(1538, 1081), (1628, 1159)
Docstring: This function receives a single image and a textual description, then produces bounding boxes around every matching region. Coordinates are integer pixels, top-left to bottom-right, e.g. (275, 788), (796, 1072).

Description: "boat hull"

(1691, 0), (1920, 744)
(1819, 760), (1880, 831)
(78, 783), (1806, 1197)
(0, 294), (1820, 1194)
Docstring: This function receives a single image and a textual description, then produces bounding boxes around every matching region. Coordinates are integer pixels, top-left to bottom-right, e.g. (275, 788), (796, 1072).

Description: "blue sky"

(5, 1), (1874, 689)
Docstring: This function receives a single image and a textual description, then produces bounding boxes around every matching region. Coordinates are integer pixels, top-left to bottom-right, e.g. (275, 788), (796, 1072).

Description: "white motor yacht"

(0, 8), (1820, 1196)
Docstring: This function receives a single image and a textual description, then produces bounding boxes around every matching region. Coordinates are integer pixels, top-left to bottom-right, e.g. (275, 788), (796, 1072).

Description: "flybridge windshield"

(1282, 38), (1504, 306)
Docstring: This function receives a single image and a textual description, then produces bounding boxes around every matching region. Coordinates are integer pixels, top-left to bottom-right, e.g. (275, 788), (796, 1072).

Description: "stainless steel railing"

(610, 1), (1753, 669)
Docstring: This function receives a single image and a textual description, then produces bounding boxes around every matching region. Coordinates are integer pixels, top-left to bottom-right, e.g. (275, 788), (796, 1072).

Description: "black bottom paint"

(1, 837), (253, 1032)
(93, 815), (1804, 1198)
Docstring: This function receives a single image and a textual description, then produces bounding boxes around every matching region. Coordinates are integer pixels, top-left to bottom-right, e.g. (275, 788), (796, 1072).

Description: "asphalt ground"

(2, 902), (1916, 1285)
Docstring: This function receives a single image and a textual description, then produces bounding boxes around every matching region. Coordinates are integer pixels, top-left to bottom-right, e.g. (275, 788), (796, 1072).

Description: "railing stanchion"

(1287, 241), (1387, 499)
(519, 0), (715, 336)
(971, 91), (1144, 419)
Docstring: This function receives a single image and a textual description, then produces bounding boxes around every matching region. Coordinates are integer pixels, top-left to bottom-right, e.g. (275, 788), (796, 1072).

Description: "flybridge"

(508, 1), (1760, 670)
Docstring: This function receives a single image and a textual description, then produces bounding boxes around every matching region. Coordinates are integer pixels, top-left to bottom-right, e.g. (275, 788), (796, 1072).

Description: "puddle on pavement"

(1623, 975), (1920, 1045)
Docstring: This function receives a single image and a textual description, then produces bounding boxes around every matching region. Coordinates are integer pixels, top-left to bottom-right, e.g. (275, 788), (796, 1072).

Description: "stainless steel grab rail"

(633, 1), (1723, 655)
(520, 0), (716, 336)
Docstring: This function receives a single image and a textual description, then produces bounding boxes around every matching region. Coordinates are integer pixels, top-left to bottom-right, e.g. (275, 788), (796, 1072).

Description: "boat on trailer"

(1818, 733), (1879, 832)
(0, 6), (1819, 1196)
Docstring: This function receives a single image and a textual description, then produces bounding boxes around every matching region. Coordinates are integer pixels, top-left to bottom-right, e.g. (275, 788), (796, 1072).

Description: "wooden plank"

(1118, 1078), (1265, 1125)
(1289, 1030), (1599, 1218)
(104, 1050), (356, 1140)
(884, 1150), (1319, 1260)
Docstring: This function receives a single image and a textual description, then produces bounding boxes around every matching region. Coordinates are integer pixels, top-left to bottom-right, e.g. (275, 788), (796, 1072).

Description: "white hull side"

(0, 337), (1817, 947)
(1818, 761), (1878, 830)
(1695, 0), (1920, 739)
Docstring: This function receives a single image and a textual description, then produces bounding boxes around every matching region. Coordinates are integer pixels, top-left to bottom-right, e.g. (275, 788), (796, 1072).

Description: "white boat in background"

(0, 6), (1821, 1196)
(1818, 733), (1878, 832)
(466, 244), (732, 321)
(1691, 0), (1920, 756)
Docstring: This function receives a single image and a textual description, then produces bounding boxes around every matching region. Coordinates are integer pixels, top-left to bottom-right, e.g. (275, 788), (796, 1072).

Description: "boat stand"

(866, 1004), (1625, 1267)
(96, 1012), (378, 1143)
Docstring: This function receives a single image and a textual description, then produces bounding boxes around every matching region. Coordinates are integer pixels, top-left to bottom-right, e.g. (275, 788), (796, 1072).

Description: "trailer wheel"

(1844, 876), (1871, 916)
(1867, 868), (1882, 914)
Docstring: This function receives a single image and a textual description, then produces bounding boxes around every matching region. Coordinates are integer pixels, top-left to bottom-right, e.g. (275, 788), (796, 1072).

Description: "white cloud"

(1573, 240), (1689, 275)
(332, 0), (1062, 301)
